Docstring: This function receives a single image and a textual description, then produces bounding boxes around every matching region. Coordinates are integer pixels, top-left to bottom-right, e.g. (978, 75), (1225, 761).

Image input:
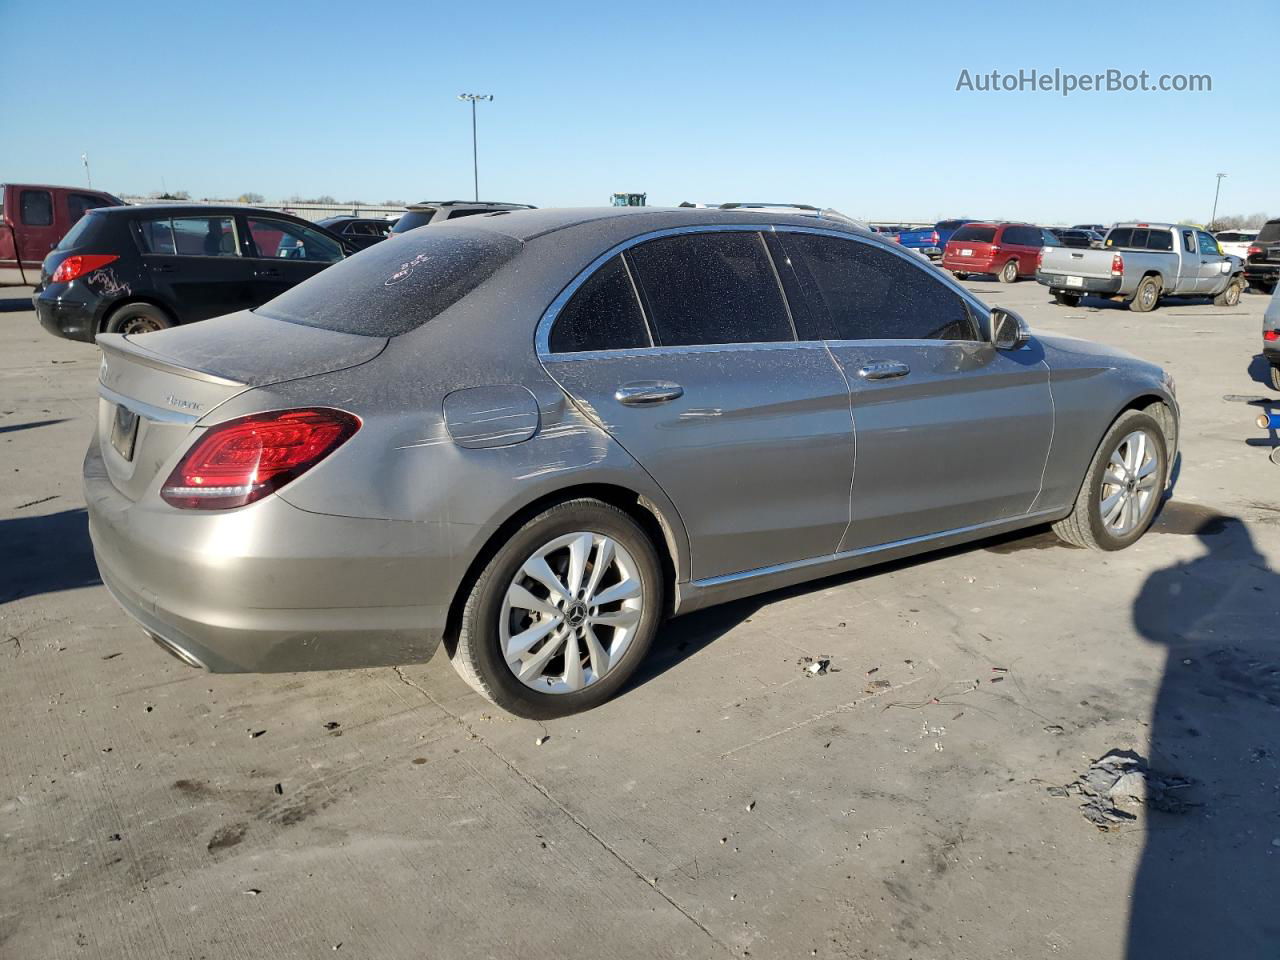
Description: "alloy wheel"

(499, 532), (643, 693)
(1098, 430), (1160, 536)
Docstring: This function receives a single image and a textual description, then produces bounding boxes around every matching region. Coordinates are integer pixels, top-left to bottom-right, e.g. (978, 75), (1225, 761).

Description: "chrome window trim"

(535, 223), (994, 358)
(98, 383), (200, 425)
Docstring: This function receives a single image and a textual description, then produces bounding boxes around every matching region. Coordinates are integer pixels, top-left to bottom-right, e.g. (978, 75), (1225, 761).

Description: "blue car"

(934, 218), (979, 254)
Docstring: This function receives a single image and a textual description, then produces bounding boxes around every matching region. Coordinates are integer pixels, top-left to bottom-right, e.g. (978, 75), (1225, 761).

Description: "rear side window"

(255, 228), (522, 337)
(1256, 221), (1280, 243)
(391, 210), (436, 233)
(68, 193), (111, 224)
(20, 190), (53, 226)
(55, 212), (100, 251)
(549, 255), (650, 353)
(1182, 230), (1196, 253)
(950, 224), (996, 243)
(137, 217), (239, 256)
(1147, 230), (1173, 252)
(777, 233), (979, 342)
(627, 232), (793, 346)
(446, 209), (488, 219)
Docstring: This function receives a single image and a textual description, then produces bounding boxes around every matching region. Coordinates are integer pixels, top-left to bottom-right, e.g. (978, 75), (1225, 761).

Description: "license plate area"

(1066, 275), (1084, 288)
(110, 403), (140, 461)
(960, 248), (973, 256)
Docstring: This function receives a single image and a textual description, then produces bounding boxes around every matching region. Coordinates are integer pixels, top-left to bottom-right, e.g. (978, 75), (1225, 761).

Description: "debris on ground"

(273, 783), (283, 795)
(323, 721), (340, 731)
(248, 729), (266, 738)
(746, 800), (755, 812)
(243, 888), (261, 896)
(535, 735), (550, 746)
(864, 679), (892, 693)
(1063, 749), (1195, 829)
(798, 656), (836, 676)
(1043, 724), (1065, 735)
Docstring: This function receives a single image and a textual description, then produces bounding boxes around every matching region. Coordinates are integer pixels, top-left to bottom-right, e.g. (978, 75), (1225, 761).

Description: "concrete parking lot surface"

(2, 281), (1278, 959)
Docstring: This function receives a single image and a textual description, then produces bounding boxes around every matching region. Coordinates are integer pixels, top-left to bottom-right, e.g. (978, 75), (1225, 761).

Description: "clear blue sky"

(3, 0), (1274, 224)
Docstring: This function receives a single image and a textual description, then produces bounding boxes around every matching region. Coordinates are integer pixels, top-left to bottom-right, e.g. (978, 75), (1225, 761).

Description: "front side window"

(247, 218), (343, 262)
(20, 190), (53, 226)
(777, 233), (979, 342)
(549, 255), (650, 353)
(1196, 232), (1220, 256)
(68, 193), (111, 224)
(627, 232), (793, 346)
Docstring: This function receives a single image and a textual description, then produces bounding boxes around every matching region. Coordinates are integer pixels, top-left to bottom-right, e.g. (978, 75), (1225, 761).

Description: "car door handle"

(153, 264), (175, 273)
(857, 361), (911, 381)
(615, 381), (684, 405)
(254, 267), (281, 278)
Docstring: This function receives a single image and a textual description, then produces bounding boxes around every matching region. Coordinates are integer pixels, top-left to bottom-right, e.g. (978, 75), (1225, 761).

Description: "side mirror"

(991, 307), (1030, 350)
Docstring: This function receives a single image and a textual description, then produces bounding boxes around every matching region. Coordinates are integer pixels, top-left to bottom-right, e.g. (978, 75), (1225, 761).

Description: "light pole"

(82, 152), (92, 189)
(1209, 172), (1227, 230)
(457, 93), (493, 202)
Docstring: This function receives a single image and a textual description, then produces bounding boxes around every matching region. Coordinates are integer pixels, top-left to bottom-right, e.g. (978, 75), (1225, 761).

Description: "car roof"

(406, 200), (534, 210)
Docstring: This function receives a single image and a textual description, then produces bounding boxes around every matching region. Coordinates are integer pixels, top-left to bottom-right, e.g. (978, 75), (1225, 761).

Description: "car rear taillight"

(1111, 254), (1124, 276)
(931, 231), (939, 245)
(51, 254), (119, 283)
(161, 408), (360, 510)
(1265, 330), (1280, 342)
(1248, 245), (1263, 257)
(1036, 248), (1045, 270)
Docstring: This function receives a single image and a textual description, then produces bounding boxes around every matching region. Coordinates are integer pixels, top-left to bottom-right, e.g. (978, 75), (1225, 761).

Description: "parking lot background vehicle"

(1264, 285), (1280, 390)
(1244, 218), (1280, 293)
(894, 224), (942, 258)
(0, 182), (122, 285)
(1037, 222), (1245, 311)
(316, 215), (393, 249)
(1052, 228), (1104, 249)
(934, 217), (979, 251)
(33, 204), (352, 340)
(942, 221), (1058, 283)
(1214, 228), (1258, 259)
(82, 207), (1177, 718)
(389, 200), (536, 234)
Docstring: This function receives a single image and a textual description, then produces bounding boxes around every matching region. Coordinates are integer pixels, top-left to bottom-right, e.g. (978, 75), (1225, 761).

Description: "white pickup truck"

(1036, 222), (1245, 312)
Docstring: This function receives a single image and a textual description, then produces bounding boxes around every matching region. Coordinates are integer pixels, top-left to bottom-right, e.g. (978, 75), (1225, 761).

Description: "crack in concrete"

(390, 666), (733, 955)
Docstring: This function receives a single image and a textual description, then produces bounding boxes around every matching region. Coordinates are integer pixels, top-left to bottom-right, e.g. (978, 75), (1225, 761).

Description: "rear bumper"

(1264, 343), (1280, 365)
(84, 440), (451, 672)
(942, 255), (997, 273)
(1036, 272), (1124, 295)
(34, 289), (97, 342)
(1245, 263), (1279, 283)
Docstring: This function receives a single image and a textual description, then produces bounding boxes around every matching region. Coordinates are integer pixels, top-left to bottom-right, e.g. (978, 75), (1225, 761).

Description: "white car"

(1215, 230), (1258, 259)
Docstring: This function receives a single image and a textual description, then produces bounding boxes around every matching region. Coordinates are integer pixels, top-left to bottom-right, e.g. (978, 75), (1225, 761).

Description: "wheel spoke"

(1101, 490), (1125, 524)
(1103, 467), (1128, 488)
(523, 554), (571, 605)
(582, 537), (615, 604)
(506, 583), (560, 619)
(592, 576), (641, 608)
(591, 607), (640, 630)
(517, 629), (568, 683)
(1136, 454), (1159, 480)
(505, 616), (561, 661)
(562, 632), (584, 691)
(566, 533), (592, 596)
(1109, 449), (1129, 478)
(583, 625), (610, 678)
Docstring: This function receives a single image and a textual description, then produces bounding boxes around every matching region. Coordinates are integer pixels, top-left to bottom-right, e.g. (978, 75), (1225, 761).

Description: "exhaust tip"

(148, 631), (207, 669)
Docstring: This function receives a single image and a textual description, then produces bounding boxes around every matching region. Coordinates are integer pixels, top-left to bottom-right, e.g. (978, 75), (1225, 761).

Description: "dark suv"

(1245, 218), (1280, 294)
(316, 215), (394, 250)
(33, 204), (351, 341)
(389, 200), (535, 235)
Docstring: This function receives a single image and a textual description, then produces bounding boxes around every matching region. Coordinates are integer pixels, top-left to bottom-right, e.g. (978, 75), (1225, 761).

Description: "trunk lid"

(1037, 246), (1116, 281)
(96, 310), (386, 501)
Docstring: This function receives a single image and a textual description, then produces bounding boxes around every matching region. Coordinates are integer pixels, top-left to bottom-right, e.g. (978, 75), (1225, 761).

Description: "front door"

(540, 231), (855, 581)
(243, 216), (345, 305)
(770, 230), (1054, 550)
(1194, 230), (1229, 294)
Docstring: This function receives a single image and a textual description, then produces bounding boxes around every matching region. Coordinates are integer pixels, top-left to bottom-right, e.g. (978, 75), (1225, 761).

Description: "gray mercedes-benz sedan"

(85, 207), (1179, 717)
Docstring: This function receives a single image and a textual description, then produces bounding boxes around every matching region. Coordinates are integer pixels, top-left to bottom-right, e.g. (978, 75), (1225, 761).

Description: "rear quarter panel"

(1035, 334), (1177, 511)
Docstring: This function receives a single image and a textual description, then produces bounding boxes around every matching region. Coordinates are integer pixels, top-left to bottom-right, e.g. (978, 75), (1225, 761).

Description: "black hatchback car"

(33, 204), (352, 340)
(315, 215), (394, 250)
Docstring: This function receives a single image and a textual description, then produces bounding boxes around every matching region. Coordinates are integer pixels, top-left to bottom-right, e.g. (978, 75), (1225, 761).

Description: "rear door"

(540, 229), (855, 581)
(772, 231), (1053, 549)
(15, 187), (60, 269)
(136, 215), (257, 322)
(243, 215), (345, 303)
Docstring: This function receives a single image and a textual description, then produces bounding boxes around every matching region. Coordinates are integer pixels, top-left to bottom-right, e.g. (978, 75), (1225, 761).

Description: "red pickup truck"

(1, 183), (122, 286)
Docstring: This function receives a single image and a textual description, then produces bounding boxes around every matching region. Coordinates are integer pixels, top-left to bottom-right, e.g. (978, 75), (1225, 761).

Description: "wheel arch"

(441, 482), (682, 655)
(98, 296), (178, 333)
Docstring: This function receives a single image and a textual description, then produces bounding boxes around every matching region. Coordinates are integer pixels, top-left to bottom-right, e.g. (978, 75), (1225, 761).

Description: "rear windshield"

(390, 210), (436, 234)
(255, 229), (522, 337)
(1257, 221), (1280, 243)
(936, 220), (968, 231)
(1104, 228), (1173, 251)
(950, 224), (996, 243)
(55, 212), (101, 251)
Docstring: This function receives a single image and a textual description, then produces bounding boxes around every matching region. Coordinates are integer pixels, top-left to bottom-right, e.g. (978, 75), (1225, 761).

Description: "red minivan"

(942, 222), (1058, 283)
(1, 183), (121, 286)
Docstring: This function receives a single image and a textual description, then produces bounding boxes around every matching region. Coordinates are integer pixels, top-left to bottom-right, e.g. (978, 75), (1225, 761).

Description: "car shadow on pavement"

(0, 507), (100, 604)
(0, 418), (71, 435)
(1126, 516), (1280, 958)
(1247, 354), (1276, 389)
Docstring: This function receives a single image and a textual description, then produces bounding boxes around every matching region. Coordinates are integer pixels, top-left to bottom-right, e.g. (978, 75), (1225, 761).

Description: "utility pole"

(82, 153), (92, 189)
(457, 94), (493, 202)
(1209, 172), (1227, 230)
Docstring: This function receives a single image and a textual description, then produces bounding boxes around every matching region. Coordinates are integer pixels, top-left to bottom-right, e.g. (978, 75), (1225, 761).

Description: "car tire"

(998, 260), (1019, 283)
(450, 498), (664, 719)
(1270, 365), (1280, 392)
(1052, 409), (1168, 551)
(1129, 276), (1160, 313)
(1053, 290), (1081, 307)
(1213, 279), (1244, 307)
(104, 302), (173, 335)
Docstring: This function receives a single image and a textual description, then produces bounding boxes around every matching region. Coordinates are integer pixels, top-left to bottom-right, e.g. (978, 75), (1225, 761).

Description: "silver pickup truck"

(1037, 222), (1245, 312)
